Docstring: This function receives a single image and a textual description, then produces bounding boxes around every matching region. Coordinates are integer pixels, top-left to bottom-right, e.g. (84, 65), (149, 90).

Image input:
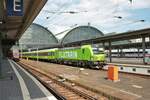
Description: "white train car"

(145, 50), (150, 64)
(11, 46), (20, 61)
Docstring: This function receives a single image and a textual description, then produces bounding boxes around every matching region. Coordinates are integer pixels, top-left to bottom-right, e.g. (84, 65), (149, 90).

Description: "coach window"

(53, 52), (55, 56)
(48, 52), (51, 56)
(43, 52), (48, 56)
(34, 53), (37, 56)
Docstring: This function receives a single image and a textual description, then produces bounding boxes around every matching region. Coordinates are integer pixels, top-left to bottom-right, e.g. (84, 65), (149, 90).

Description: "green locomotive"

(21, 45), (106, 68)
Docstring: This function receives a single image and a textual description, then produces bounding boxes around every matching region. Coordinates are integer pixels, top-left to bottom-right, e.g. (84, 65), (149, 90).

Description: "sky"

(34, 0), (150, 38)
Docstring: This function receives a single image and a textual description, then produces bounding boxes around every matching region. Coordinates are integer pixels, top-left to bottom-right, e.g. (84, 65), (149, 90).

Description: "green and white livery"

(21, 45), (106, 68)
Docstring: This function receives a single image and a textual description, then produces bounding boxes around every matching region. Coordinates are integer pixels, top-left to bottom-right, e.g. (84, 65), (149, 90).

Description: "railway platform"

(105, 58), (150, 75)
(0, 59), (57, 100)
(21, 59), (150, 100)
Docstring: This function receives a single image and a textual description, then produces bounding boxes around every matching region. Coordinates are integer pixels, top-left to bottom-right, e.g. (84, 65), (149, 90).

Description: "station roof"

(105, 42), (150, 49)
(104, 32), (131, 46)
(0, 0), (47, 46)
(62, 28), (150, 49)
(19, 23), (59, 50)
(18, 25), (150, 50)
(61, 26), (104, 44)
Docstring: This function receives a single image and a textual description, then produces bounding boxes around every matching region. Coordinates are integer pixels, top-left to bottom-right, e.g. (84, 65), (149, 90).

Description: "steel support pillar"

(120, 48), (122, 57)
(102, 42), (105, 49)
(137, 48), (140, 57)
(109, 41), (112, 62)
(149, 36), (150, 48)
(142, 36), (146, 64)
(20, 43), (23, 59)
(117, 49), (119, 57)
(0, 38), (2, 77)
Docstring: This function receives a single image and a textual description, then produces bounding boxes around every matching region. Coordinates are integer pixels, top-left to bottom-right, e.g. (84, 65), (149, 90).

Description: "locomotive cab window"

(93, 48), (104, 54)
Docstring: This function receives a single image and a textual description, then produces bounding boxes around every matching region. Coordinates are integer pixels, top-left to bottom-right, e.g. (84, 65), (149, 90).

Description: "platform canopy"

(103, 32), (131, 47)
(0, 0), (47, 47)
(19, 23), (59, 50)
(61, 26), (104, 45)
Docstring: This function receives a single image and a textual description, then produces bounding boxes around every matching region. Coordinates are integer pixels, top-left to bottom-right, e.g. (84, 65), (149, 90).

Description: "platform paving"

(0, 59), (57, 100)
(0, 59), (23, 100)
(21, 59), (150, 100)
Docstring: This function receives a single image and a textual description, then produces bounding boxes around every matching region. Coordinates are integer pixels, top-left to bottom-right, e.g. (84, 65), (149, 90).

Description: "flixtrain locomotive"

(21, 45), (106, 68)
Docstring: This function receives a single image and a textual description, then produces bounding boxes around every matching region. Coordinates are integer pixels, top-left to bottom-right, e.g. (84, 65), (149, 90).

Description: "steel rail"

(18, 61), (100, 100)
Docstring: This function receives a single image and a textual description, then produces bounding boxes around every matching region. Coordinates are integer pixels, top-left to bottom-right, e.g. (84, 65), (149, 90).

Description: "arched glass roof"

(19, 23), (58, 50)
(61, 26), (104, 44)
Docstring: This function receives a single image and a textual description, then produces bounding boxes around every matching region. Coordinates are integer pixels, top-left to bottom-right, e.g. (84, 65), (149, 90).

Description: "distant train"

(7, 49), (19, 61)
(107, 50), (150, 64)
(110, 51), (148, 58)
(21, 45), (106, 69)
(145, 50), (150, 64)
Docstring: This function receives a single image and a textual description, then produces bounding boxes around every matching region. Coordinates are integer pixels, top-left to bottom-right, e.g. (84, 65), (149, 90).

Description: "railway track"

(17, 61), (108, 100)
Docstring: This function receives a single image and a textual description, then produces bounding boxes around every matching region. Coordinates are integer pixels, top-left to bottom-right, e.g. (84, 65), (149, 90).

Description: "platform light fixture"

(0, 21), (2, 24)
